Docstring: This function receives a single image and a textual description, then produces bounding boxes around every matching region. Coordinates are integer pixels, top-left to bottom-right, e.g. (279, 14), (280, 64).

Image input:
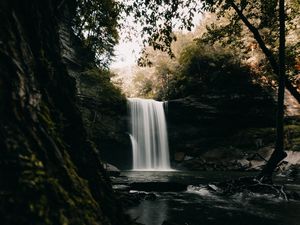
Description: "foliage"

(73, 0), (120, 66)
(79, 68), (125, 103)
(119, 0), (202, 57)
(171, 43), (273, 99)
(199, 0), (300, 80)
(132, 70), (156, 98)
(129, 32), (273, 101)
(120, 0), (299, 83)
(128, 49), (179, 99)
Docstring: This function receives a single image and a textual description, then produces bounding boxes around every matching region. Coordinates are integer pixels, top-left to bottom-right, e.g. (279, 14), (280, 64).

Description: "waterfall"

(128, 98), (171, 170)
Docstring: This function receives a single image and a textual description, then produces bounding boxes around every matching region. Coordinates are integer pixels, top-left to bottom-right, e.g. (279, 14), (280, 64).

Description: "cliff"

(0, 1), (129, 224)
(167, 93), (300, 170)
(58, 8), (131, 169)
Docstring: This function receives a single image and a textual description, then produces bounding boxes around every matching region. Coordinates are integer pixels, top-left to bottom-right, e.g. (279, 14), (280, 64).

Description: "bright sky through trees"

(110, 11), (202, 69)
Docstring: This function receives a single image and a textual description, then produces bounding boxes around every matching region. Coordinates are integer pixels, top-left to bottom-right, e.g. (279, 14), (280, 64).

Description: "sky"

(110, 40), (142, 69)
(110, 11), (203, 70)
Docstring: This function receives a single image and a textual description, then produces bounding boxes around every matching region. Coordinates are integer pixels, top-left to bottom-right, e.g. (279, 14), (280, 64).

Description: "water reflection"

(127, 200), (168, 225)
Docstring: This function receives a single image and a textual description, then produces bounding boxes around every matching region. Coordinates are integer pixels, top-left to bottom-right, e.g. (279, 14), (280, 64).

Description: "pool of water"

(115, 171), (300, 225)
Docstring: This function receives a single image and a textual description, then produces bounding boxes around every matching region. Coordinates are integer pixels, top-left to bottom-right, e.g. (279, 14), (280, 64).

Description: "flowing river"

(113, 171), (300, 225)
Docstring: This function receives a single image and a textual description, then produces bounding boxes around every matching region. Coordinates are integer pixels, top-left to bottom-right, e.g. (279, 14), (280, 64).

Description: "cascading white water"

(128, 98), (171, 170)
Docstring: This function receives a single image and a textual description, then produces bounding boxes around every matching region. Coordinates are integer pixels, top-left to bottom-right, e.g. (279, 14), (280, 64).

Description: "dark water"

(116, 171), (300, 225)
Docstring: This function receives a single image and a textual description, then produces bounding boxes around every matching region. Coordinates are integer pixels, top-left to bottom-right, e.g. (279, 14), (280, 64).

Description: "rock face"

(0, 1), (129, 224)
(167, 94), (300, 171)
(167, 95), (277, 169)
(58, 10), (131, 170)
(104, 163), (121, 177)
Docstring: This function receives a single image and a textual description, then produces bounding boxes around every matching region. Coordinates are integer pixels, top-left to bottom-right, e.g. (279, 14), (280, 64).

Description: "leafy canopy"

(73, 0), (120, 66)
(119, 0), (299, 74)
(72, 0), (299, 80)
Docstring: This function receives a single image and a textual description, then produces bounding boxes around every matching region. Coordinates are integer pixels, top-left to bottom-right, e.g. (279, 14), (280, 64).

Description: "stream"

(112, 171), (300, 225)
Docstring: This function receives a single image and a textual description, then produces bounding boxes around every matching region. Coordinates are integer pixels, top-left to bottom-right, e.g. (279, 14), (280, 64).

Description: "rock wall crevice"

(0, 1), (129, 224)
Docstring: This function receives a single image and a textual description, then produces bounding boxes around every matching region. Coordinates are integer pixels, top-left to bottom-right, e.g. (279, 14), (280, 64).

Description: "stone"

(174, 152), (185, 162)
(207, 184), (219, 192)
(103, 163), (120, 176)
(184, 155), (194, 161)
(259, 146), (274, 155)
(284, 151), (300, 165)
(236, 159), (250, 169)
(145, 193), (157, 200)
(247, 160), (265, 171)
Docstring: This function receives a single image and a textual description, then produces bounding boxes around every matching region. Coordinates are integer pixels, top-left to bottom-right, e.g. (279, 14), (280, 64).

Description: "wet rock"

(284, 151), (300, 165)
(103, 163), (120, 176)
(278, 164), (299, 180)
(247, 160), (265, 171)
(184, 155), (194, 161)
(112, 184), (130, 191)
(116, 191), (158, 207)
(287, 191), (300, 200)
(117, 192), (143, 207)
(207, 184), (219, 192)
(236, 159), (250, 169)
(145, 193), (157, 200)
(257, 147), (274, 159)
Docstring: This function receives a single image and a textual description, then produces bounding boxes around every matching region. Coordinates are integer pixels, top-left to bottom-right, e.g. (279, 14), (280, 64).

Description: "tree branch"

(229, 1), (278, 71)
(229, 1), (300, 103)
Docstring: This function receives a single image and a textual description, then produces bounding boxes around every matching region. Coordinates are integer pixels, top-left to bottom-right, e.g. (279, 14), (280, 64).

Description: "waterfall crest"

(128, 98), (171, 170)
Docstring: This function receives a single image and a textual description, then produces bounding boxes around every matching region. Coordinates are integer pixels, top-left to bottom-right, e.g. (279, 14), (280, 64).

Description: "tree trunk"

(0, 1), (129, 224)
(258, 0), (287, 181)
(229, 0), (288, 181)
(230, 1), (300, 104)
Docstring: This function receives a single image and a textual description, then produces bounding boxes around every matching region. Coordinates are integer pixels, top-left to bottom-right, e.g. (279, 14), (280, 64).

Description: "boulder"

(103, 163), (121, 176)
(236, 159), (250, 169)
(285, 151), (300, 165)
(247, 160), (265, 171)
(184, 155), (194, 161)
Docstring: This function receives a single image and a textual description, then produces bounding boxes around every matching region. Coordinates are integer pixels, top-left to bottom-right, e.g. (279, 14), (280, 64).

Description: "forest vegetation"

(0, 0), (300, 224)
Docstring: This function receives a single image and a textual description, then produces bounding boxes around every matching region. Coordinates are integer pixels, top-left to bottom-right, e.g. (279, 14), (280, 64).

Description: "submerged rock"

(130, 182), (187, 192)
(162, 220), (183, 225)
(278, 164), (299, 181)
(116, 191), (157, 207)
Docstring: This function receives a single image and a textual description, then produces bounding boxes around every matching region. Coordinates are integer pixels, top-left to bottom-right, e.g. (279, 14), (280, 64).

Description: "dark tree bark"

(230, 0), (288, 181)
(257, 0), (287, 181)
